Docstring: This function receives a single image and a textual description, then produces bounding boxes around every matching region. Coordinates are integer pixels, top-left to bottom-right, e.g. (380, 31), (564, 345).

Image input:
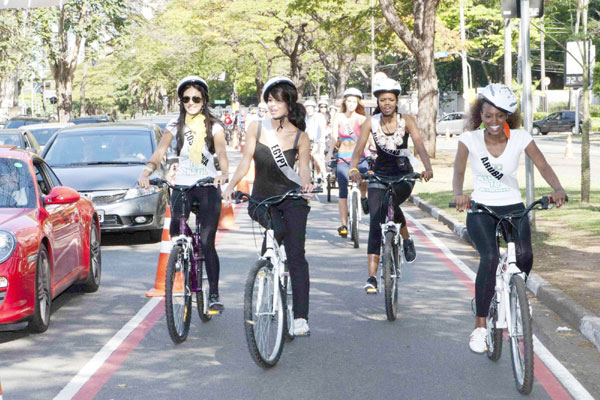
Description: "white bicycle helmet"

(343, 87), (363, 99)
(303, 99), (317, 108)
(480, 83), (518, 114)
(317, 98), (329, 106)
(373, 77), (401, 97)
(262, 76), (296, 102)
(177, 76), (208, 97)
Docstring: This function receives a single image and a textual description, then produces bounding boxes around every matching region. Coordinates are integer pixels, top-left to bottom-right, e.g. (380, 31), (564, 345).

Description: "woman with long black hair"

(138, 76), (229, 311)
(223, 76), (314, 336)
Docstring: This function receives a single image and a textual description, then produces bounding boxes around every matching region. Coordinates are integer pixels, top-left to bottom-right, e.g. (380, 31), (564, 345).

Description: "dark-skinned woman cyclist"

(223, 77), (314, 336)
(349, 77), (433, 293)
(138, 76), (229, 312)
(453, 84), (566, 353)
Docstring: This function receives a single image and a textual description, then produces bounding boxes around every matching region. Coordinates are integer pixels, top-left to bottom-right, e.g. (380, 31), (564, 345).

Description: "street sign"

(501, 0), (543, 19)
(565, 41), (595, 88)
(214, 100), (226, 105)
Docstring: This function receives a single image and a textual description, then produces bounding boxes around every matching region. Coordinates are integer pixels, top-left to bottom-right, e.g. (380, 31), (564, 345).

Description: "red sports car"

(0, 146), (101, 333)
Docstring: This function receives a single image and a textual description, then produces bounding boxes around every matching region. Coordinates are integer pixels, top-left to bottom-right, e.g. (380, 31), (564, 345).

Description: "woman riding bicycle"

(452, 83), (566, 353)
(223, 77), (314, 336)
(349, 77), (433, 293)
(328, 88), (368, 238)
(138, 76), (229, 312)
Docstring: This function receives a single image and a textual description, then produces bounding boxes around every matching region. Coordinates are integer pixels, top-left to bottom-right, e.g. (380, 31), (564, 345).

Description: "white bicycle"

(454, 195), (566, 394)
(347, 180), (362, 248)
(236, 189), (320, 368)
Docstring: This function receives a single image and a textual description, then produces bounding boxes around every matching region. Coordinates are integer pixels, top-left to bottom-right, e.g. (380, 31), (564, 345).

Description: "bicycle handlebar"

(149, 177), (215, 190)
(448, 195), (568, 218)
(234, 188), (323, 205)
(360, 171), (422, 184)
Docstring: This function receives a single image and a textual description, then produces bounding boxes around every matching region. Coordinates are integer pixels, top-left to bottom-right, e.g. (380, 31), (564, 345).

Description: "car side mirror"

(43, 186), (80, 206)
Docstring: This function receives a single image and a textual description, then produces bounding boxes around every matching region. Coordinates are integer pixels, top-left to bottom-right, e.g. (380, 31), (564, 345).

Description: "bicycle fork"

(495, 242), (524, 334)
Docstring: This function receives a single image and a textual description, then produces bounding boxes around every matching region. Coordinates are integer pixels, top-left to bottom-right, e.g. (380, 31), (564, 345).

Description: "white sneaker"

(469, 327), (487, 353)
(293, 318), (310, 336)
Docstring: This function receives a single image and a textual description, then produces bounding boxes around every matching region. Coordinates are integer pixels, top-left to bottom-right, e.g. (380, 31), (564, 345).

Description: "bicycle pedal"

(208, 310), (222, 316)
(295, 331), (310, 337)
(366, 288), (378, 295)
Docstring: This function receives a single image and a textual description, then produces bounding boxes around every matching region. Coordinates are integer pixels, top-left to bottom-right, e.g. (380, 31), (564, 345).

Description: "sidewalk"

(409, 194), (600, 353)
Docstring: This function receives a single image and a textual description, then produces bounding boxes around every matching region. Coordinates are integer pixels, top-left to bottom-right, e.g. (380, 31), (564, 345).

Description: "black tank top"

(252, 125), (302, 198)
(372, 113), (411, 176)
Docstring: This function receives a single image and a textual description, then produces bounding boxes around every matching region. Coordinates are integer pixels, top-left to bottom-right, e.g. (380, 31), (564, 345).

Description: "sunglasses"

(182, 96), (203, 104)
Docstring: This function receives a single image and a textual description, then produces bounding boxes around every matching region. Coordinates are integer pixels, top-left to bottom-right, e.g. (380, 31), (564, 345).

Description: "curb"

(410, 194), (600, 353)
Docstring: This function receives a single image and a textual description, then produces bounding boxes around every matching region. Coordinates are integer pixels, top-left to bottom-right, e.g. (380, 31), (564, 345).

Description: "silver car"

(436, 112), (466, 137)
(41, 123), (168, 241)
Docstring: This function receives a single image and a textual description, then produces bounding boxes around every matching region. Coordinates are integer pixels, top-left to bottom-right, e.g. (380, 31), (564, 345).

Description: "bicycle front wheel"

(244, 259), (285, 368)
(383, 231), (399, 321)
(486, 293), (503, 361)
(165, 245), (192, 344)
(509, 275), (534, 394)
(351, 194), (359, 248)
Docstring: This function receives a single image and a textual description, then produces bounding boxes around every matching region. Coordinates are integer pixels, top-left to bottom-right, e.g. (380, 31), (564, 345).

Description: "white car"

(436, 112), (465, 136)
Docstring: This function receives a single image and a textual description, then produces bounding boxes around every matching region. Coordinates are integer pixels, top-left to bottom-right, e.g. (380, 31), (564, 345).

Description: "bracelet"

(143, 165), (154, 174)
(348, 168), (359, 176)
(145, 161), (157, 171)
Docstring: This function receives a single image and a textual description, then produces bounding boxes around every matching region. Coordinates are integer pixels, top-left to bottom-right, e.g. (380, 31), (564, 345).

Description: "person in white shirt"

(453, 84), (566, 353)
(138, 76), (229, 312)
(304, 99), (327, 183)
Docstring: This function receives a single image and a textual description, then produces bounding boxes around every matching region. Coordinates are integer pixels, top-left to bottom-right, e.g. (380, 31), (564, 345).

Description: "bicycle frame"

(257, 226), (287, 318)
(348, 180), (362, 224)
(493, 242), (526, 332)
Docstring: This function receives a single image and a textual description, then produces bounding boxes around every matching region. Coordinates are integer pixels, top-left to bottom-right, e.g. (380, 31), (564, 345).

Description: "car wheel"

(571, 125), (581, 135)
(532, 126), (541, 136)
(28, 245), (51, 333)
(82, 220), (101, 293)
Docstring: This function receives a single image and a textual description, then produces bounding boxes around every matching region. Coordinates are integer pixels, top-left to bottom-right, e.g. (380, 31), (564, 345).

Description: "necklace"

(381, 114), (396, 135)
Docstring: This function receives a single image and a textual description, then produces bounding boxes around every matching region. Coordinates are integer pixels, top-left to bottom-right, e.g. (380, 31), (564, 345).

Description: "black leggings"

(248, 198), (311, 320)
(367, 180), (414, 255)
(467, 203), (533, 318)
(170, 185), (222, 295)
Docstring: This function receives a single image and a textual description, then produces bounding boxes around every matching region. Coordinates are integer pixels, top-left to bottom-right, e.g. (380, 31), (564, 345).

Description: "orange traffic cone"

(245, 160), (255, 183)
(564, 132), (573, 159)
(218, 201), (240, 231)
(1, 379), (4, 400)
(146, 205), (173, 297)
(236, 178), (250, 194)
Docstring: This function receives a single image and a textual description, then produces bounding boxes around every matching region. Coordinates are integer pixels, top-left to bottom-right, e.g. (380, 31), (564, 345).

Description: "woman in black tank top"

(349, 78), (433, 293)
(224, 77), (315, 335)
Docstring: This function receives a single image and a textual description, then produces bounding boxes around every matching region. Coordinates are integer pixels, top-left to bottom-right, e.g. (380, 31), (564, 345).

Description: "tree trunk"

(80, 60), (88, 117)
(52, 62), (74, 122)
(415, 53), (438, 157)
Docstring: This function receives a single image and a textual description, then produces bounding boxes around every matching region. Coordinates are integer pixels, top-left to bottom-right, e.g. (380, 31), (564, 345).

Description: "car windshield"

(29, 127), (61, 145)
(0, 158), (36, 208)
(5, 120), (26, 129)
(0, 134), (22, 147)
(44, 130), (153, 166)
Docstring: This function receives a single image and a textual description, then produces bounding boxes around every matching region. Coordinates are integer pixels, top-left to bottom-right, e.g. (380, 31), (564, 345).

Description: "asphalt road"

(1, 186), (598, 399)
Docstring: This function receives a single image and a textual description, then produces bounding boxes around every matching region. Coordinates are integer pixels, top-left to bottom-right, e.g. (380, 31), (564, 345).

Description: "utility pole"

(540, 16), (547, 112)
(504, 18), (512, 86)
(371, 0), (375, 96)
(460, 0), (469, 111)
(520, 0), (536, 226)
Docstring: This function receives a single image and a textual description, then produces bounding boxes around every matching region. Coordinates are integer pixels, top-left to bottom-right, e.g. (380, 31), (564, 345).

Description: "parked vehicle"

(68, 115), (113, 125)
(25, 122), (74, 149)
(41, 123), (168, 241)
(0, 147), (101, 333)
(532, 111), (583, 135)
(0, 129), (41, 154)
(5, 116), (50, 129)
(436, 112), (465, 136)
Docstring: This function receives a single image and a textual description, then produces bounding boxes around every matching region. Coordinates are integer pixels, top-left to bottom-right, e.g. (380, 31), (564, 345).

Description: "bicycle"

(362, 171), (422, 321)
(449, 195), (566, 394)
(347, 179), (362, 248)
(149, 177), (221, 344)
(234, 188), (320, 368)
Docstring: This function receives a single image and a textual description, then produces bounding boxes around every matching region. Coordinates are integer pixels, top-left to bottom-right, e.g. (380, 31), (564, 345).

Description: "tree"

(379, 0), (442, 156)
(32, 0), (135, 122)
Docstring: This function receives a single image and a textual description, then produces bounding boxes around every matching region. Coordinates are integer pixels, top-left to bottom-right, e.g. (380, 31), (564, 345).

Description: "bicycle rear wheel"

(244, 259), (285, 368)
(196, 262), (212, 322)
(486, 294), (503, 361)
(165, 245), (192, 344)
(509, 275), (534, 394)
(383, 231), (399, 321)
(351, 194), (359, 248)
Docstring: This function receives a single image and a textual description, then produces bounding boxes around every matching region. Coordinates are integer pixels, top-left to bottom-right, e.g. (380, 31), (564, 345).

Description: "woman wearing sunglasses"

(138, 75), (229, 312)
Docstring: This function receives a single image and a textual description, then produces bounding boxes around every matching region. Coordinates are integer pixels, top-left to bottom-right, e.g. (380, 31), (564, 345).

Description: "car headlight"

(0, 230), (17, 264)
(123, 185), (161, 200)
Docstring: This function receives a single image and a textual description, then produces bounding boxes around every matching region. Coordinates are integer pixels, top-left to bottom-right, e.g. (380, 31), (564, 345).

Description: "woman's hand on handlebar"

(214, 174), (228, 188)
(453, 194), (471, 212)
(349, 168), (361, 183)
(421, 170), (433, 182)
(222, 185), (235, 205)
(138, 171), (151, 189)
(302, 182), (314, 200)
(550, 188), (567, 208)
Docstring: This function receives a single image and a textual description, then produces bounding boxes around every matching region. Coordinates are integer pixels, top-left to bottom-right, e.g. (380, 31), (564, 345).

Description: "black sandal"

(337, 225), (348, 238)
